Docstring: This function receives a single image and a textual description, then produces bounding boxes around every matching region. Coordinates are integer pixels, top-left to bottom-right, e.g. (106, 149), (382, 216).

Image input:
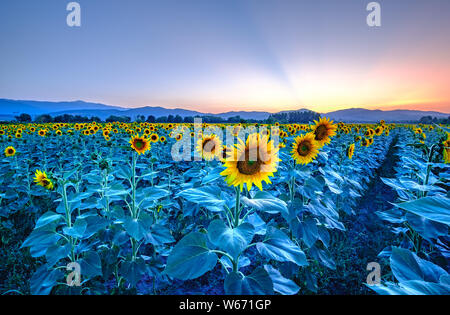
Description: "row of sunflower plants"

(18, 131), (175, 294)
(372, 125), (450, 294)
(162, 119), (397, 294)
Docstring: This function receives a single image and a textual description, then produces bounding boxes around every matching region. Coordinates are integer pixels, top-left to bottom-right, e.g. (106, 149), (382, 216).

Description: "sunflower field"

(0, 118), (449, 295)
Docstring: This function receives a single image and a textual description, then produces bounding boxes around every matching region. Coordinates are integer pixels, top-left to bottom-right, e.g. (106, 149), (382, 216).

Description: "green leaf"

(22, 229), (61, 258)
(390, 247), (448, 283)
(177, 186), (225, 207)
(164, 232), (218, 280)
(123, 216), (151, 241)
(35, 212), (63, 229)
(224, 267), (274, 295)
(79, 251), (102, 279)
(30, 265), (63, 295)
(143, 224), (175, 246)
(120, 258), (146, 287)
(395, 196), (450, 226)
(62, 218), (87, 239)
(256, 227), (308, 267)
(241, 191), (288, 217)
(208, 220), (255, 258)
(264, 264), (300, 295)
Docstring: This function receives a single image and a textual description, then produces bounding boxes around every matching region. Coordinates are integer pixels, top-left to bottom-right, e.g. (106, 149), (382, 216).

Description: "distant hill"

(0, 99), (448, 122)
(0, 99), (121, 116)
(325, 108), (450, 123)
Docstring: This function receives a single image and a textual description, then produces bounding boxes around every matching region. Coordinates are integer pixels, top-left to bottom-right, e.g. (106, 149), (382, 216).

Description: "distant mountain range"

(0, 99), (448, 122)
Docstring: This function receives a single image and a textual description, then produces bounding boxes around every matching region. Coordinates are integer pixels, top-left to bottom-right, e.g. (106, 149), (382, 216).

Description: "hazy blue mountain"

(325, 108), (449, 122)
(0, 99), (122, 116)
(0, 99), (448, 122)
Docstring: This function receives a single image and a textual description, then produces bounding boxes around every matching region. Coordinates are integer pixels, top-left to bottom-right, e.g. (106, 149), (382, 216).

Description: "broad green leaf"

(264, 264), (300, 295)
(178, 186), (225, 207)
(35, 212), (63, 229)
(256, 227), (308, 267)
(208, 220), (255, 258)
(390, 247), (448, 283)
(224, 267), (273, 295)
(395, 196), (450, 226)
(165, 232), (218, 280)
(241, 191), (288, 217)
(30, 265), (63, 295)
(79, 251), (103, 279)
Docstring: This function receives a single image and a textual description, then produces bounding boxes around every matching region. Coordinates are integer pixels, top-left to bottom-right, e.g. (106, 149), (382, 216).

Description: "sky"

(0, 0), (449, 114)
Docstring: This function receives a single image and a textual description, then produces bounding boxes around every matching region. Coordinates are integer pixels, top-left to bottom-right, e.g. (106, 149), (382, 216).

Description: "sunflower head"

(4, 146), (16, 157)
(149, 133), (159, 143)
(34, 170), (54, 190)
(443, 139), (450, 164)
(291, 133), (319, 165)
(196, 134), (222, 161)
(347, 143), (355, 159)
(311, 117), (337, 147)
(220, 133), (280, 191)
(129, 134), (151, 155)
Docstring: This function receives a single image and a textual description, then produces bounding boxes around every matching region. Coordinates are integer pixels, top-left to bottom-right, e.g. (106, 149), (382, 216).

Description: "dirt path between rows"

(319, 136), (400, 294)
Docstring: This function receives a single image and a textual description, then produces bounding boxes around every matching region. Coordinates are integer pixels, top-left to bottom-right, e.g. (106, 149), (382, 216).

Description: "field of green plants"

(0, 119), (449, 295)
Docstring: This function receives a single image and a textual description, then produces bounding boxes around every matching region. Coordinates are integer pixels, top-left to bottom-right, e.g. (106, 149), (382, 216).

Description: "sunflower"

(34, 170), (54, 190)
(347, 143), (355, 159)
(375, 126), (383, 136)
(196, 134), (222, 161)
(129, 134), (151, 155)
(361, 138), (369, 147)
(38, 130), (46, 137)
(160, 136), (166, 143)
(311, 117), (337, 147)
(149, 133), (159, 143)
(220, 133), (280, 191)
(4, 146), (16, 157)
(175, 134), (183, 141)
(443, 139), (450, 164)
(291, 133), (319, 165)
(15, 132), (22, 139)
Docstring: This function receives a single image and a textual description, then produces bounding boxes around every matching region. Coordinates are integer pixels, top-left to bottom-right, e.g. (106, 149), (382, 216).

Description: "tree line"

(12, 110), (323, 124)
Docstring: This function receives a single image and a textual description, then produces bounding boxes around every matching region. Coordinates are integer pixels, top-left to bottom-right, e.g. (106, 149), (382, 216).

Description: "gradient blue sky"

(1, 0), (449, 113)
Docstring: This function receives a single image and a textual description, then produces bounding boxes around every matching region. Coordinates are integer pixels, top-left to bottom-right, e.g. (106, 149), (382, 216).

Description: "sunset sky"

(0, 0), (449, 113)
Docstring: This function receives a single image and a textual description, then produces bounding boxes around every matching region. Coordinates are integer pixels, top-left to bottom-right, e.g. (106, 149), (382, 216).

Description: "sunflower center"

(203, 140), (215, 153)
(314, 125), (328, 141)
(237, 150), (262, 175)
(7, 149), (14, 154)
(134, 139), (144, 149)
(297, 141), (311, 156)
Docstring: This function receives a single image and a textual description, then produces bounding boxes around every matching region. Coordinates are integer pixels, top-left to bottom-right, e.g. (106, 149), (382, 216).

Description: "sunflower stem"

(234, 186), (241, 228)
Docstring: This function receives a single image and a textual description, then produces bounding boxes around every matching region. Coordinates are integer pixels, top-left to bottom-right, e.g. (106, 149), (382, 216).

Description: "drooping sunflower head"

(129, 134), (151, 155)
(347, 143), (355, 159)
(196, 134), (222, 161)
(34, 170), (53, 190)
(4, 146), (16, 157)
(375, 126), (384, 136)
(311, 117), (337, 147)
(220, 133), (280, 191)
(443, 139), (450, 164)
(361, 138), (369, 147)
(291, 133), (319, 165)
